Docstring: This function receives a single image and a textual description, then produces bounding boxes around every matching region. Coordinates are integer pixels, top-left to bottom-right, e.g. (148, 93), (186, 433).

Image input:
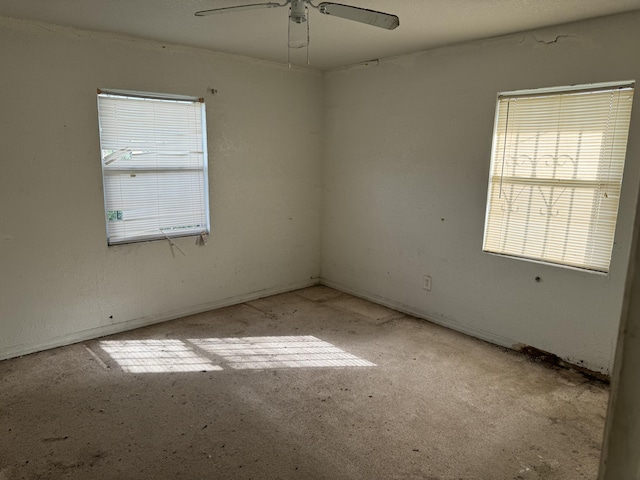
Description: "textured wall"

(321, 12), (640, 374)
(0, 17), (323, 359)
(2, 12), (640, 375)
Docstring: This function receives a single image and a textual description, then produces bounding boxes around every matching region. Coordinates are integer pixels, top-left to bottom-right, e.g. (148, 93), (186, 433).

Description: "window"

(97, 90), (209, 245)
(483, 81), (635, 273)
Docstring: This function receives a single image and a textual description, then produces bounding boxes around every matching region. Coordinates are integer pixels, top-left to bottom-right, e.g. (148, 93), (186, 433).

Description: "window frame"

(97, 89), (210, 246)
(482, 80), (635, 274)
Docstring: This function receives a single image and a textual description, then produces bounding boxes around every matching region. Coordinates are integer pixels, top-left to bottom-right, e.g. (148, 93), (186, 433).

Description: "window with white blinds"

(483, 82), (635, 273)
(97, 91), (209, 245)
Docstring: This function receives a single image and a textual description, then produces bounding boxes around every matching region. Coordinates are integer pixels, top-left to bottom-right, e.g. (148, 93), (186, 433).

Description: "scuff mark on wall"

(0, 234), (15, 242)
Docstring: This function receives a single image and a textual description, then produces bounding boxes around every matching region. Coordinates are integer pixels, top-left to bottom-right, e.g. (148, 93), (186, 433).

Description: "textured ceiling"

(1, 0), (640, 70)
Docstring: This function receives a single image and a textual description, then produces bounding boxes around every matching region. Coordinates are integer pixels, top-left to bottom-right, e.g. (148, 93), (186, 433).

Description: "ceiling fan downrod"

(287, 0), (310, 67)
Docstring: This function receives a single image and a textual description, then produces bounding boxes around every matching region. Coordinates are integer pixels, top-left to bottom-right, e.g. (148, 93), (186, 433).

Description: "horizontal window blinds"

(483, 83), (634, 272)
(97, 93), (209, 245)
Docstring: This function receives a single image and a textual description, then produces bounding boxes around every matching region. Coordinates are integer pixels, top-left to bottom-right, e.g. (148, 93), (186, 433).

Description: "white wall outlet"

(423, 275), (432, 292)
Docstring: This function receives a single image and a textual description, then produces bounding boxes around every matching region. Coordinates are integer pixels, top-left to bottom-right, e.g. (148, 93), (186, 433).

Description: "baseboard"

(0, 278), (320, 361)
(319, 278), (522, 351)
(320, 278), (610, 378)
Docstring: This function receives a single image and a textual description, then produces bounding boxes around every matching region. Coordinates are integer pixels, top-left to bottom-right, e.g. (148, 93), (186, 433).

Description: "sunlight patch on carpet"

(99, 339), (222, 373)
(98, 336), (375, 372)
(188, 335), (376, 370)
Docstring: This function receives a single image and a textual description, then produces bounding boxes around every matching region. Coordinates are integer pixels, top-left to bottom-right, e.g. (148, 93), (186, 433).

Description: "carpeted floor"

(0, 286), (609, 479)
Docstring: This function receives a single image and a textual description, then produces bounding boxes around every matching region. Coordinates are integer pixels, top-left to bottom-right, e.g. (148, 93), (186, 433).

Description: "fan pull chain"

(287, 3), (310, 68)
(306, 5), (310, 65)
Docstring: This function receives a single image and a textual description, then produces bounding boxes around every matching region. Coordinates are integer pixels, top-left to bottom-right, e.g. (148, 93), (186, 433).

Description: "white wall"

(321, 11), (640, 374)
(2, 12), (639, 375)
(0, 17), (323, 359)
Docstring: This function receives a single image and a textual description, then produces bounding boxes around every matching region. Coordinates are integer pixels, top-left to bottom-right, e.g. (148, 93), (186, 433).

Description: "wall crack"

(532, 34), (575, 44)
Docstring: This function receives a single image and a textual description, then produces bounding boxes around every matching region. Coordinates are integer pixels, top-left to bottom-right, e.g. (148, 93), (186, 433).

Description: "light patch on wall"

(99, 339), (222, 373)
(188, 335), (376, 370)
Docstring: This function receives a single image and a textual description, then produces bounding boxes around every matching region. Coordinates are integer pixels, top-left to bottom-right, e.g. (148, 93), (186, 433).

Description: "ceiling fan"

(195, 0), (399, 66)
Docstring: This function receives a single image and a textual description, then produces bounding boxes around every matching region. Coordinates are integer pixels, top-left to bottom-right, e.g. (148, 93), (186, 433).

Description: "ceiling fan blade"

(195, 2), (287, 16)
(317, 2), (399, 30)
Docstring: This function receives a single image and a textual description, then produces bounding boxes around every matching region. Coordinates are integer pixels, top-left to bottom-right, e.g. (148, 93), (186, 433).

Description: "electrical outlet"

(423, 275), (432, 292)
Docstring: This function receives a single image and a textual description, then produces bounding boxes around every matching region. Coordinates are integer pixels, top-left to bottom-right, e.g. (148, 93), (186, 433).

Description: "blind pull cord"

(159, 229), (186, 256)
(604, 91), (622, 199)
(498, 99), (512, 199)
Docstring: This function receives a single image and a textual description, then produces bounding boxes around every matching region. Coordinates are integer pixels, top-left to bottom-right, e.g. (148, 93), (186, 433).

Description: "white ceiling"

(1, 0), (640, 70)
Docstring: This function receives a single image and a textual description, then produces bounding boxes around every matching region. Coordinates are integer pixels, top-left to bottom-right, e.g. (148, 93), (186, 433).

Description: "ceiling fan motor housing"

(290, 0), (307, 23)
